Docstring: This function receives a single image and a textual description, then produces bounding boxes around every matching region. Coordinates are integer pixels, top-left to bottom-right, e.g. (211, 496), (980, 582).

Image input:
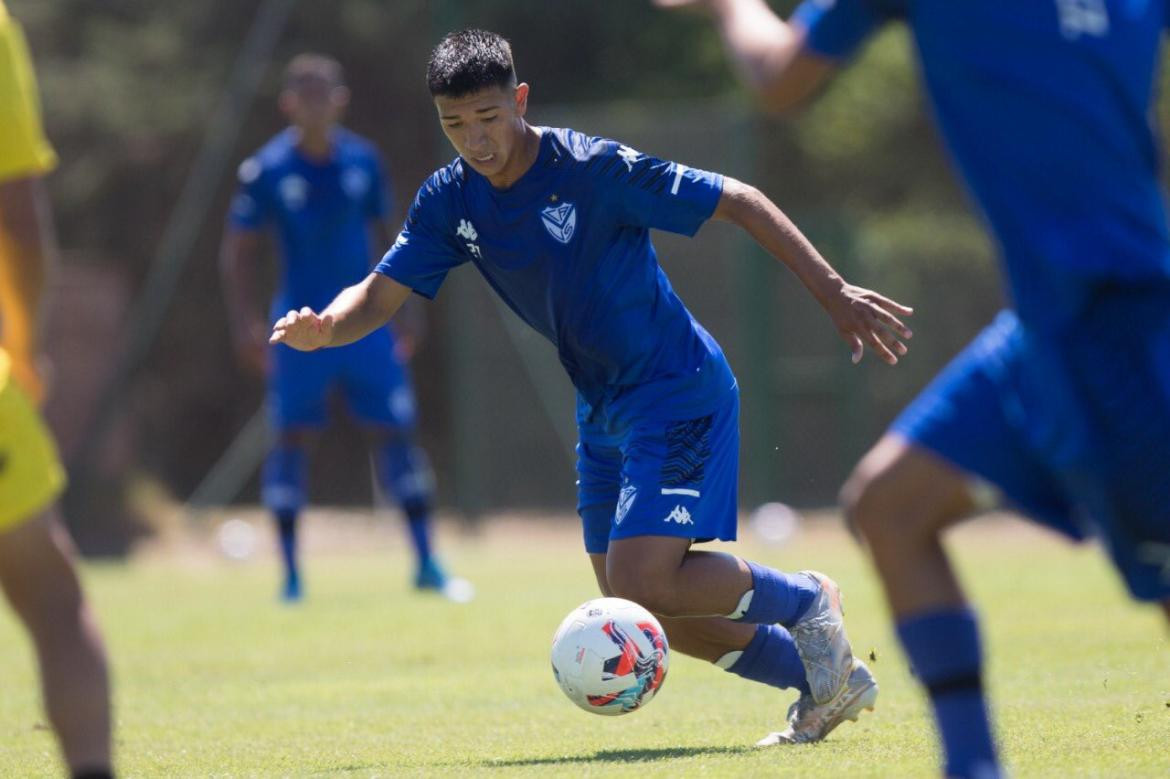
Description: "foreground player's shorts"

(893, 281), (1170, 601)
(0, 352), (65, 531)
(0, 11), (57, 182)
(268, 327), (416, 431)
(576, 386), (739, 554)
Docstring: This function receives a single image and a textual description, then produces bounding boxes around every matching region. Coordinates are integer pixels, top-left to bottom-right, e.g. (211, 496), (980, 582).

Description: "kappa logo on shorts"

(540, 202), (577, 244)
(614, 485), (637, 526)
(664, 505), (693, 525)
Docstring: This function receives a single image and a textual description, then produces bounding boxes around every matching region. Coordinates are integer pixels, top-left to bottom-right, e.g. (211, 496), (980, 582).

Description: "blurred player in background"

(0, 2), (113, 777)
(272, 29), (916, 745)
(658, 1), (1170, 776)
(220, 54), (468, 603)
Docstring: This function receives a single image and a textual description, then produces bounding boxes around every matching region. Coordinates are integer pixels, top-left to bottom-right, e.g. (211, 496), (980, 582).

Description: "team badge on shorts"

(541, 202), (577, 244)
(614, 485), (637, 526)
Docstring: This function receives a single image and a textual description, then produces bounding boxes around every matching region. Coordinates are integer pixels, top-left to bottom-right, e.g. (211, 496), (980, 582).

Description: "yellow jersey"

(0, 2), (56, 182)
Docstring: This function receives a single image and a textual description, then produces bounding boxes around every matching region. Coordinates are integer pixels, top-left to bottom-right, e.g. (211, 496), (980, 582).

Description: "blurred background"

(15, 0), (1019, 554)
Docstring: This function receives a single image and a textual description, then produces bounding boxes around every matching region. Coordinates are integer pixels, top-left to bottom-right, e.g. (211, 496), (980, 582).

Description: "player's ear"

(514, 82), (530, 117)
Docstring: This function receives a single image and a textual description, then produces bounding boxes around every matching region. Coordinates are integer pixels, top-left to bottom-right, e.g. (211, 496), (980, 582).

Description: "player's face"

(435, 84), (529, 180)
(281, 76), (348, 135)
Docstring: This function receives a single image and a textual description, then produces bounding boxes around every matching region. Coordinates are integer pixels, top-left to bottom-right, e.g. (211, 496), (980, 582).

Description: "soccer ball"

(550, 597), (669, 716)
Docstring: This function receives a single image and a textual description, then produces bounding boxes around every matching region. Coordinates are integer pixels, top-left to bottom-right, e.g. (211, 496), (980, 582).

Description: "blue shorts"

(268, 328), (416, 432)
(893, 282), (1170, 601)
(576, 386), (740, 555)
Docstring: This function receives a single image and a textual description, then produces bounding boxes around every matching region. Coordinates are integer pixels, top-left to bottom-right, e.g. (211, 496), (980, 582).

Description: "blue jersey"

(794, 0), (1170, 330)
(230, 127), (391, 319)
(375, 127), (735, 423)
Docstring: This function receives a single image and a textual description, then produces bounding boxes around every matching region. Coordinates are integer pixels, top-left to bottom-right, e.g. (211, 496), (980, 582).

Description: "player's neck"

(486, 123), (542, 190)
(294, 127), (335, 162)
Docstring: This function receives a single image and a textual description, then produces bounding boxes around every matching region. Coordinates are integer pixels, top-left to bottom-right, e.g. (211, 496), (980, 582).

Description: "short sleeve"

(367, 153), (392, 221)
(791, 0), (896, 60)
(374, 176), (467, 300)
(229, 156), (269, 230)
(604, 141), (723, 237)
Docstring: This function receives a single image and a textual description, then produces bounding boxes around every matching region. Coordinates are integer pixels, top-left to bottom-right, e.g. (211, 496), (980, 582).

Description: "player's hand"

(825, 284), (913, 366)
(651, 0), (720, 11)
(269, 307), (334, 351)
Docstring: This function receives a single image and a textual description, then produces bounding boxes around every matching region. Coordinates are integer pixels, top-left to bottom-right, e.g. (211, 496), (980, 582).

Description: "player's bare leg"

(1162, 598), (1170, 624)
(589, 552), (754, 661)
(0, 509), (111, 775)
(842, 432), (999, 776)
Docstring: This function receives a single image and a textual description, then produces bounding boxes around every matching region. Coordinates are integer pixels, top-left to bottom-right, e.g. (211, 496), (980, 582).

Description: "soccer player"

(221, 54), (469, 603)
(0, 3), (113, 777)
(271, 29), (915, 744)
(656, 0), (1170, 775)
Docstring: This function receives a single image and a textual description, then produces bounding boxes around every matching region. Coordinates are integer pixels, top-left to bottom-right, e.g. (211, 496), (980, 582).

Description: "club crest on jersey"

(541, 202), (577, 244)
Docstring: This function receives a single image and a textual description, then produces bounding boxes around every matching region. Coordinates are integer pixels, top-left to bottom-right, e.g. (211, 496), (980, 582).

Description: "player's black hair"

(285, 53), (345, 90)
(426, 29), (517, 98)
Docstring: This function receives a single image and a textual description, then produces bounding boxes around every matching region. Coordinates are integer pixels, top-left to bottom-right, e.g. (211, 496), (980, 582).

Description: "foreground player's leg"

(262, 438), (308, 601)
(0, 510), (111, 777)
(843, 434), (1000, 779)
(605, 535), (853, 704)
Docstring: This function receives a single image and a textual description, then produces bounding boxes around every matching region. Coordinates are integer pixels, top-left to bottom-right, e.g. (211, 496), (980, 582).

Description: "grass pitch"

(0, 511), (1167, 777)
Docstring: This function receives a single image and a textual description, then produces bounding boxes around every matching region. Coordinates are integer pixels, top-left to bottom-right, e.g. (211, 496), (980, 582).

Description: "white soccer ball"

(550, 597), (669, 716)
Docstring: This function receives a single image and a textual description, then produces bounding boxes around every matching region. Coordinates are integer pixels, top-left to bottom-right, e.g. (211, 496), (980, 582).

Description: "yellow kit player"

(0, 3), (113, 777)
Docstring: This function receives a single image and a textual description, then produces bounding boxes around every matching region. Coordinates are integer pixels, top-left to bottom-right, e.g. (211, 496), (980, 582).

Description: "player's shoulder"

(408, 157), (467, 217)
(237, 129), (296, 185)
(333, 127), (381, 163)
(543, 127), (619, 165)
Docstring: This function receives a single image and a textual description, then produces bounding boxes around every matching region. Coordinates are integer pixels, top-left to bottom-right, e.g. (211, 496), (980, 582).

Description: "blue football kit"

(230, 127), (417, 433)
(376, 127), (740, 553)
(795, 0), (1170, 600)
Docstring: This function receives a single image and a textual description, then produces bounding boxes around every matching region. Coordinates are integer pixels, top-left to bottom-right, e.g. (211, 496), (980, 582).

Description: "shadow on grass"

(483, 745), (752, 767)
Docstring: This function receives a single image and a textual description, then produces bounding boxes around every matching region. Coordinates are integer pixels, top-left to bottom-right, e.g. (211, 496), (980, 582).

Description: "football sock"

(71, 770), (113, 779)
(730, 562), (818, 627)
(719, 624), (812, 695)
(376, 439), (436, 565)
(261, 445), (307, 515)
(274, 509), (299, 586)
(897, 608), (999, 778)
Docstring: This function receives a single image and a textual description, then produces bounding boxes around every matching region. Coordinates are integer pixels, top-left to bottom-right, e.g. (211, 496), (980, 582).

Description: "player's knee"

(840, 459), (904, 546)
(605, 560), (680, 616)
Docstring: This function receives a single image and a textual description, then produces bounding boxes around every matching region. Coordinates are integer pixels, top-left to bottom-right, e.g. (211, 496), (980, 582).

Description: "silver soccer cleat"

(756, 658), (878, 746)
(790, 570), (854, 704)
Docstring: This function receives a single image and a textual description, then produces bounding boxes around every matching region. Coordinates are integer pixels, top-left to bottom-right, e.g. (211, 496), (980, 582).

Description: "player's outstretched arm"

(713, 176), (913, 365)
(652, 0), (836, 113)
(269, 272), (411, 352)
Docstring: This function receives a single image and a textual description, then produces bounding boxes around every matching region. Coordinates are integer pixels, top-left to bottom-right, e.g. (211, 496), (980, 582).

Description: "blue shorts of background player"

(262, 327), (457, 602)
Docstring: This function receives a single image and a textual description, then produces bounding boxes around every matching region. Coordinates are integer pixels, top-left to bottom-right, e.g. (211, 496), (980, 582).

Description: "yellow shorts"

(0, 12), (56, 182)
(0, 354), (65, 531)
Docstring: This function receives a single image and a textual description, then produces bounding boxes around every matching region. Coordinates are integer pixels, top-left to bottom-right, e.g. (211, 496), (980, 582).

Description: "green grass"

(1, 512), (1168, 777)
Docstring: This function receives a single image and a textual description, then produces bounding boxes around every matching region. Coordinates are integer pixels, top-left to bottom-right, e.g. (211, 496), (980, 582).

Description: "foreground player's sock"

(274, 509), (300, 600)
(719, 624), (813, 695)
(897, 608), (999, 778)
(728, 562), (818, 626)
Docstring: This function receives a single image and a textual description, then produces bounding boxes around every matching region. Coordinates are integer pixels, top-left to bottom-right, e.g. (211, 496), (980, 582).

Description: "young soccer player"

(0, 3), (113, 776)
(221, 54), (468, 602)
(658, 0), (1170, 775)
(270, 29), (914, 743)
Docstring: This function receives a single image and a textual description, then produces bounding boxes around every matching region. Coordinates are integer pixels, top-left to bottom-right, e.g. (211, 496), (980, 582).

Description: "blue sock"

(897, 608), (999, 778)
(723, 624), (812, 695)
(376, 438), (436, 566)
(733, 562), (819, 627)
(274, 509), (299, 591)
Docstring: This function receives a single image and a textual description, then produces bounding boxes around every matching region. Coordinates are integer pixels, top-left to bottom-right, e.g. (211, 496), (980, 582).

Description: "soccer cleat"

(414, 558), (475, 602)
(281, 571), (303, 603)
(790, 570), (853, 704)
(756, 658), (878, 746)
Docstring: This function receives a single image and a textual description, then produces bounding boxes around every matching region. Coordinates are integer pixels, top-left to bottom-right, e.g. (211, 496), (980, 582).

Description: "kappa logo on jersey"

(457, 219), (482, 258)
(541, 202), (577, 244)
(614, 485), (637, 526)
(279, 174), (309, 211)
(664, 505), (693, 525)
(617, 145), (640, 172)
